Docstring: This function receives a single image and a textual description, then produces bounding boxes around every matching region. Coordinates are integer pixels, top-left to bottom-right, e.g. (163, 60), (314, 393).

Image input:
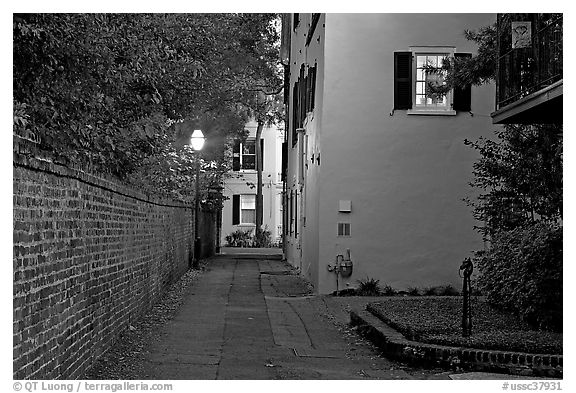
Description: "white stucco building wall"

(283, 13), (497, 294)
(221, 121), (283, 245)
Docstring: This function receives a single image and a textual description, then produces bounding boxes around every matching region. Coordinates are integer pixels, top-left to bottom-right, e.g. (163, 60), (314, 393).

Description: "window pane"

(241, 209), (256, 224)
(426, 56), (437, 67)
(243, 140), (256, 154)
(416, 68), (426, 81)
(416, 55), (426, 67)
(241, 194), (256, 209)
(439, 56), (446, 68)
(416, 82), (425, 95)
(242, 155), (256, 170)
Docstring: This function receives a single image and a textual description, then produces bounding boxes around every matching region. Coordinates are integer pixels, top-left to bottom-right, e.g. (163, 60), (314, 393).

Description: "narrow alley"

(84, 252), (445, 380)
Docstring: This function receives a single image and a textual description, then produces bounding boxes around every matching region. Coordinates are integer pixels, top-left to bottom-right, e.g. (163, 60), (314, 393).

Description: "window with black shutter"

(299, 64), (305, 130)
(394, 51), (412, 110)
(233, 139), (262, 170)
(309, 64), (317, 111)
(281, 142), (287, 181)
(294, 190), (298, 238)
(453, 53), (472, 112)
(232, 195), (240, 225)
(306, 14), (321, 46)
(292, 82), (299, 147)
(289, 191), (293, 234)
(232, 140), (240, 171)
(293, 14), (300, 30)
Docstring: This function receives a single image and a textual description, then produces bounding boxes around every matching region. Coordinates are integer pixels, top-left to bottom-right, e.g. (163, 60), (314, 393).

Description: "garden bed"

(367, 297), (562, 355)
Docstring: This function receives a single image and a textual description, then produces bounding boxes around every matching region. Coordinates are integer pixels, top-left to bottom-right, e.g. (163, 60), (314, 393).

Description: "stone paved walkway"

(135, 255), (410, 379)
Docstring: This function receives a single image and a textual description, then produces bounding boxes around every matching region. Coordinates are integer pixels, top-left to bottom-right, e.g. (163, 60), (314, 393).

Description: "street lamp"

(191, 129), (205, 269)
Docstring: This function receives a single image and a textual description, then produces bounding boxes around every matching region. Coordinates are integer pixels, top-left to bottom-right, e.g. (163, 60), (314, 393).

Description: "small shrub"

(406, 287), (420, 296)
(356, 277), (381, 296)
(476, 222), (562, 331)
(225, 229), (253, 247)
(422, 286), (438, 296)
(332, 288), (357, 296)
(253, 226), (273, 248)
(436, 285), (459, 296)
(381, 285), (396, 296)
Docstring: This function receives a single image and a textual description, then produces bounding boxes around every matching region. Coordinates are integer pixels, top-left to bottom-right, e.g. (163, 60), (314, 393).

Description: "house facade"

(221, 120), (284, 246)
(281, 13), (498, 294)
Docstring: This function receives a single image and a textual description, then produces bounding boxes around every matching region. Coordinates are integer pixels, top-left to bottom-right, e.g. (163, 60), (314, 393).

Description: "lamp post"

(191, 129), (205, 269)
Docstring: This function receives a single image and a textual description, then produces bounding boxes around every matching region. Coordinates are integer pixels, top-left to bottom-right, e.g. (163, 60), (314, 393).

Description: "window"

(240, 140), (256, 170)
(414, 54), (449, 109)
(240, 195), (256, 224)
(306, 14), (321, 46)
(232, 138), (264, 171)
(394, 47), (471, 115)
(291, 63), (317, 147)
(337, 223), (351, 237)
(232, 194), (256, 225)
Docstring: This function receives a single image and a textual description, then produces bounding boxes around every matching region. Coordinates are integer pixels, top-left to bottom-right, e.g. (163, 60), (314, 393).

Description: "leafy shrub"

(356, 277), (382, 296)
(225, 226), (275, 248)
(422, 287), (438, 296)
(436, 285), (459, 296)
(406, 287), (420, 296)
(420, 285), (460, 296)
(476, 222), (562, 331)
(332, 288), (357, 297)
(254, 226), (273, 248)
(381, 285), (396, 296)
(225, 229), (253, 247)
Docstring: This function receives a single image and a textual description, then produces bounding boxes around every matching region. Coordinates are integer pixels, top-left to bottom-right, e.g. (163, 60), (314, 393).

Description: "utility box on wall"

(339, 200), (351, 213)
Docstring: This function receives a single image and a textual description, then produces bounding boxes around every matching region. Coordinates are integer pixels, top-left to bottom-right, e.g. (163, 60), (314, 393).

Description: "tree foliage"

(447, 18), (564, 331)
(13, 13), (283, 206)
(424, 23), (497, 97)
(464, 124), (563, 239)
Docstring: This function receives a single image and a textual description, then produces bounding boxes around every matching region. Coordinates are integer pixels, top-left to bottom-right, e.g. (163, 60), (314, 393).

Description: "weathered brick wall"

(13, 148), (198, 379)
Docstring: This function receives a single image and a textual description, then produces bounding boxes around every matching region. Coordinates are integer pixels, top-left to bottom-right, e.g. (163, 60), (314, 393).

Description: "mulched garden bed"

(367, 297), (562, 355)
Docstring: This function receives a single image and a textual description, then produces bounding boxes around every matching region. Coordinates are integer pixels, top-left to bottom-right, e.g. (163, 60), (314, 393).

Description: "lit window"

(394, 46), (461, 115)
(232, 138), (264, 171)
(415, 54), (449, 109)
(240, 195), (256, 224)
(240, 140), (256, 170)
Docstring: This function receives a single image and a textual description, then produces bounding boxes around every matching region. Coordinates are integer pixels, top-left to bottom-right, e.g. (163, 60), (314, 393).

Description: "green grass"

(367, 297), (562, 355)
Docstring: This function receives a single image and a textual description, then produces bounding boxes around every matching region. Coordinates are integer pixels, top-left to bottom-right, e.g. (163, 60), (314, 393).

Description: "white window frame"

(240, 194), (256, 225)
(407, 46), (456, 116)
(239, 139), (257, 171)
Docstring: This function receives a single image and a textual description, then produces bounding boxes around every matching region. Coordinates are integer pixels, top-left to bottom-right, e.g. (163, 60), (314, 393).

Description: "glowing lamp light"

(191, 129), (205, 151)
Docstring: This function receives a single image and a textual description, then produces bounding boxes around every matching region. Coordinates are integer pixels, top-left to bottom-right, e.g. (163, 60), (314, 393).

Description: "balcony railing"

(496, 13), (563, 110)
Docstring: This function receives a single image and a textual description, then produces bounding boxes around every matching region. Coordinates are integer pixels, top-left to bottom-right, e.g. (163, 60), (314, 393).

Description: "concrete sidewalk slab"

(219, 247), (283, 259)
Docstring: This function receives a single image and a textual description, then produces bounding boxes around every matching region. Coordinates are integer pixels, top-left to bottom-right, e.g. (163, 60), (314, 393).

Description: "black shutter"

(453, 53), (472, 112)
(289, 191), (293, 234)
(260, 138), (264, 169)
(281, 142), (287, 181)
(310, 65), (316, 111)
(292, 82), (299, 147)
(299, 64), (305, 126)
(394, 52), (412, 110)
(232, 195), (240, 225)
(232, 140), (240, 171)
(294, 190), (298, 238)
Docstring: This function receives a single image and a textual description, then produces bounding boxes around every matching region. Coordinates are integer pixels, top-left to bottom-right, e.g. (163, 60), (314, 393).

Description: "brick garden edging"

(350, 309), (562, 378)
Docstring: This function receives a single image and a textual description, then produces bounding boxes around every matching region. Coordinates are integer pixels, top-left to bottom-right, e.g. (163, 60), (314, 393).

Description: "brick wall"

(13, 144), (208, 379)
